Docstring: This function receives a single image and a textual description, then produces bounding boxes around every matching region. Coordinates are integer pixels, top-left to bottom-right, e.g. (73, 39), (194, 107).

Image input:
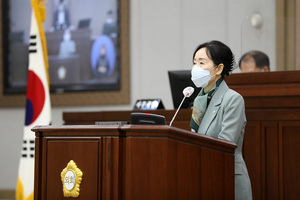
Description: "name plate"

(133, 99), (164, 110)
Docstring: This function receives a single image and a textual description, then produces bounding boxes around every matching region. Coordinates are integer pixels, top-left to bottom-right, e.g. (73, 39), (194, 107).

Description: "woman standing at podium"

(190, 40), (252, 200)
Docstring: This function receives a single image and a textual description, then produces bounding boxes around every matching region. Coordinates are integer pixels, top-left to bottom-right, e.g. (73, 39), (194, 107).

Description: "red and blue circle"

(25, 70), (45, 126)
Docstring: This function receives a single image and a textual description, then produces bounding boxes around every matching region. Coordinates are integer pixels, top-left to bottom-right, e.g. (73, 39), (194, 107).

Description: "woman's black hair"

(193, 40), (235, 77)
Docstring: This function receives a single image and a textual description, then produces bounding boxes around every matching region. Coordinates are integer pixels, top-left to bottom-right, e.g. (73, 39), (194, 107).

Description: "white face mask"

(191, 65), (216, 88)
(64, 34), (71, 41)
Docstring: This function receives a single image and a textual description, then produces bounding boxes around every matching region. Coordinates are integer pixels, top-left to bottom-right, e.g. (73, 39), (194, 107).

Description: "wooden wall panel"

(263, 122), (279, 200)
(101, 137), (121, 200)
(243, 121), (262, 200)
(280, 122), (300, 199)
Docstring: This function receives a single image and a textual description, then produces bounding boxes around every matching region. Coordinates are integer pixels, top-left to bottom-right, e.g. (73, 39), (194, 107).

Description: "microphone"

(169, 86), (194, 126)
(183, 86), (194, 98)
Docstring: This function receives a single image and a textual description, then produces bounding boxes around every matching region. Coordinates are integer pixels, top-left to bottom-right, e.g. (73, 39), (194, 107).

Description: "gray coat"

(197, 80), (252, 200)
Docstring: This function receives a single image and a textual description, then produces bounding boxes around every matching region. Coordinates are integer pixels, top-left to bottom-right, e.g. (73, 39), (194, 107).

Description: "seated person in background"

(239, 50), (270, 73)
(59, 29), (76, 57)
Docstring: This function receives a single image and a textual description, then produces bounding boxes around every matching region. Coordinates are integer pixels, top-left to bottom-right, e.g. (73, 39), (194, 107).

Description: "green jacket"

(197, 80), (252, 200)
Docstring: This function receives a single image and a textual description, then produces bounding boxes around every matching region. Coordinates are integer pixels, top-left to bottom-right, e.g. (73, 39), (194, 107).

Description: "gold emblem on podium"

(61, 160), (83, 198)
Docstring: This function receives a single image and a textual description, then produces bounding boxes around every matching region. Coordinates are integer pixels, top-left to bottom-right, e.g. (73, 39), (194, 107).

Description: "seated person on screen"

(96, 45), (109, 76)
(59, 29), (76, 57)
(239, 50), (270, 73)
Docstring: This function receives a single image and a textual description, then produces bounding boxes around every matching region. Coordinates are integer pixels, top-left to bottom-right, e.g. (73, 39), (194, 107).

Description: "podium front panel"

(43, 138), (101, 199)
(122, 137), (234, 199)
(33, 125), (235, 200)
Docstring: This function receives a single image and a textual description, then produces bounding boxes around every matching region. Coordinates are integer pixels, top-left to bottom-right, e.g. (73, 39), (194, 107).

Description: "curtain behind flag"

(16, 1), (51, 200)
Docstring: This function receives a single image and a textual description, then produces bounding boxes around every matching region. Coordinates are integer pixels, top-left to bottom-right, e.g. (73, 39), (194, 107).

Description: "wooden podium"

(33, 125), (236, 200)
